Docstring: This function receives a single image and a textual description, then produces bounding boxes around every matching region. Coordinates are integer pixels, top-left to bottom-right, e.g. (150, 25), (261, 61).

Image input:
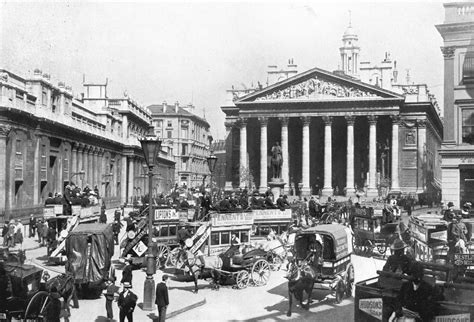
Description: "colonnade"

(238, 114), (401, 197)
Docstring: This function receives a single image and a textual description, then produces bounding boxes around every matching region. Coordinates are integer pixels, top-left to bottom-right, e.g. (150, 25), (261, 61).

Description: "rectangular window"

(167, 131), (172, 139)
(40, 144), (47, 181)
(15, 139), (23, 180)
(169, 225), (176, 237)
(211, 232), (219, 246)
(462, 108), (474, 144)
(181, 144), (188, 155)
(167, 121), (172, 128)
(221, 231), (230, 245)
(159, 226), (169, 237)
(240, 230), (249, 243)
(42, 89), (47, 106)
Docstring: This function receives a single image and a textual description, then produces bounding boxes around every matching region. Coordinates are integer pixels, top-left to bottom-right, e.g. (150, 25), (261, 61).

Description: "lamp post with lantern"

(206, 152), (218, 204)
(139, 126), (162, 311)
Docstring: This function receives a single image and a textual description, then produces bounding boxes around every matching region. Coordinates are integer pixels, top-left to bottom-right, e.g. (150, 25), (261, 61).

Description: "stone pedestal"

(269, 179), (286, 198)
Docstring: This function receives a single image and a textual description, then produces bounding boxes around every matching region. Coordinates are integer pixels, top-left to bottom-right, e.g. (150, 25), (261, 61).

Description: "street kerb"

(168, 297), (206, 319)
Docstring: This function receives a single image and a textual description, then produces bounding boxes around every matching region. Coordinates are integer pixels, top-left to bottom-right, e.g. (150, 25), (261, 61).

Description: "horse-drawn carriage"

(0, 249), (75, 321)
(351, 204), (401, 256)
(65, 223), (115, 297)
(286, 224), (354, 316)
(355, 262), (474, 321)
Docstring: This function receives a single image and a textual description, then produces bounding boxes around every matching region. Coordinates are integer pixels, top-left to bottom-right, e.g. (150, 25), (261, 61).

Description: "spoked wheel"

(25, 291), (49, 320)
(236, 270), (250, 289)
(251, 259), (271, 286)
(345, 264), (355, 298)
(334, 280), (345, 304)
(156, 244), (170, 269)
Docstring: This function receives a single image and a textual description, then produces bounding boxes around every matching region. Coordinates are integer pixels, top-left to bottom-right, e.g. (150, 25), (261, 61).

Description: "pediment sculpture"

(255, 75), (378, 101)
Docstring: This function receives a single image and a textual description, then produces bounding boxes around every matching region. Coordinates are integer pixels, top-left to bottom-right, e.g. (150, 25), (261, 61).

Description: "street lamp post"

(206, 152), (218, 204)
(139, 126), (162, 311)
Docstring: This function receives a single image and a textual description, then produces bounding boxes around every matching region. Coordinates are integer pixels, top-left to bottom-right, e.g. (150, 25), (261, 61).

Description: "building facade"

(222, 26), (442, 198)
(0, 69), (175, 220)
(148, 102), (212, 189)
(437, 2), (474, 207)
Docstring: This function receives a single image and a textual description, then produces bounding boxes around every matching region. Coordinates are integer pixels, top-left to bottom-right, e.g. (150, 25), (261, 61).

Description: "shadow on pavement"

(94, 316), (114, 322)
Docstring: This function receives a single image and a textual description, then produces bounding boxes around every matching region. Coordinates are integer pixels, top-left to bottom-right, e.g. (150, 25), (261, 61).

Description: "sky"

(0, 0), (446, 139)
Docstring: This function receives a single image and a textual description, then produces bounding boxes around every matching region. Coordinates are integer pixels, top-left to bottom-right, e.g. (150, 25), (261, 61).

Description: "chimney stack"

(175, 101), (179, 113)
(163, 101), (167, 113)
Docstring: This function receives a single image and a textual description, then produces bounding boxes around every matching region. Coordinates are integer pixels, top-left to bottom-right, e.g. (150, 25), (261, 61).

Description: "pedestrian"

(113, 220), (122, 245)
(43, 286), (62, 322)
(155, 275), (169, 322)
(103, 277), (119, 321)
(117, 282), (137, 322)
(47, 224), (57, 256)
(121, 259), (133, 286)
(14, 220), (24, 246)
(29, 214), (37, 238)
(7, 221), (16, 247)
(100, 206), (107, 224)
(41, 221), (49, 247)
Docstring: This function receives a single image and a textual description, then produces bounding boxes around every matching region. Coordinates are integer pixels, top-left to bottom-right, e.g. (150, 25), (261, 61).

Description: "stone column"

(280, 117), (290, 194)
(345, 116), (356, 196)
(33, 134), (41, 204)
(71, 146), (77, 180)
(259, 117), (268, 193)
(128, 157), (134, 204)
(121, 155), (127, 204)
(417, 120), (427, 193)
(390, 115), (400, 191)
(84, 147), (90, 189)
(441, 46), (456, 143)
(367, 115), (378, 197)
(77, 145), (84, 188)
(301, 117), (311, 196)
(0, 126), (11, 210)
(93, 149), (99, 189)
(322, 116), (333, 196)
(239, 118), (248, 189)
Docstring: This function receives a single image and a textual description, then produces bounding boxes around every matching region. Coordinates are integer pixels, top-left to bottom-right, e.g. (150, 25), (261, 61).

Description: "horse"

(286, 262), (317, 317)
(45, 273), (78, 318)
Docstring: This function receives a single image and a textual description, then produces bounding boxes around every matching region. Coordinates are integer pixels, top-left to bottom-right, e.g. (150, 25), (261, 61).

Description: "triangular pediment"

(236, 67), (404, 103)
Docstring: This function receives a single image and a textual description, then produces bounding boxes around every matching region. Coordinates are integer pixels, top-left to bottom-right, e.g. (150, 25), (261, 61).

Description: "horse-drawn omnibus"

(251, 208), (292, 240)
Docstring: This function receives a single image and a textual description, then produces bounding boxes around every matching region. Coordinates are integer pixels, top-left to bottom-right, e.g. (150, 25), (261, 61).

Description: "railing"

(445, 3), (474, 23)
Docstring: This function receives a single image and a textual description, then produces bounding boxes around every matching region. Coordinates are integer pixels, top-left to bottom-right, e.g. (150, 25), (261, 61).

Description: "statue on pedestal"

(270, 142), (282, 179)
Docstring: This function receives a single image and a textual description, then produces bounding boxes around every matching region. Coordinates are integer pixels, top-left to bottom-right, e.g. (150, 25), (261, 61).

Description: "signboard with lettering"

(43, 207), (55, 219)
(154, 209), (179, 222)
(252, 209), (292, 220)
(211, 212), (254, 226)
(359, 298), (382, 321)
(435, 313), (470, 322)
(430, 230), (447, 242)
(190, 223), (211, 254)
(454, 253), (474, 266)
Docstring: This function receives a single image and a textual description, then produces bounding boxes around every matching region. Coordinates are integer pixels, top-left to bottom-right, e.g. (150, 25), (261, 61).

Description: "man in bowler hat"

(155, 275), (170, 322)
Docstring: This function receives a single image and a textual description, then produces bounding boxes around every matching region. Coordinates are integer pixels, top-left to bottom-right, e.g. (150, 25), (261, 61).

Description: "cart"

(351, 205), (400, 256)
(292, 224), (354, 304)
(355, 262), (474, 321)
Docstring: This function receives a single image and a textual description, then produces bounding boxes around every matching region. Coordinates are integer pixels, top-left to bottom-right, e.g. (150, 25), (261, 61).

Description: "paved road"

(16, 206), (438, 321)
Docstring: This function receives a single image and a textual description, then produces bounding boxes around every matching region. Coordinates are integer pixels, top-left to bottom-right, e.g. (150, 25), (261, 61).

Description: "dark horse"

(286, 262), (316, 317)
(271, 142), (283, 179)
(46, 273), (78, 315)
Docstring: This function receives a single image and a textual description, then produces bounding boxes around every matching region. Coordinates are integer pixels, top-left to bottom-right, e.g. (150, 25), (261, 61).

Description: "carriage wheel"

(334, 280), (345, 304)
(345, 264), (355, 298)
(156, 244), (170, 269)
(251, 259), (271, 286)
(236, 270), (250, 289)
(25, 291), (49, 319)
(376, 243), (387, 255)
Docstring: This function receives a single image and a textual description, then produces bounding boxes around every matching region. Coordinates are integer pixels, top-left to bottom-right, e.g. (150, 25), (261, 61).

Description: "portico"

(222, 67), (405, 197)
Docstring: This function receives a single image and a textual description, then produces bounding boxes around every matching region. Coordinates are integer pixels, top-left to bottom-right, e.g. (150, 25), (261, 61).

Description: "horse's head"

(286, 262), (301, 281)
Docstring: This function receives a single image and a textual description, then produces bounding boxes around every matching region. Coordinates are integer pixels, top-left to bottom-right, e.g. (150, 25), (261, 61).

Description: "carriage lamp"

(206, 152), (218, 203)
(139, 126), (162, 311)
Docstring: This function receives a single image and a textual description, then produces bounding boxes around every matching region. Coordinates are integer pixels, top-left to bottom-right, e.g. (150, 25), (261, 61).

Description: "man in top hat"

(383, 239), (413, 275)
(117, 282), (137, 322)
(155, 275), (169, 322)
(29, 214), (37, 238)
(447, 211), (469, 260)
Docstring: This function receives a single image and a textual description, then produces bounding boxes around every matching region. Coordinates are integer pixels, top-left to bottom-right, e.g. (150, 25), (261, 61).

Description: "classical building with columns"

(437, 2), (474, 207)
(222, 26), (443, 198)
(148, 102), (212, 188)
(0, 68), (175, 221)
